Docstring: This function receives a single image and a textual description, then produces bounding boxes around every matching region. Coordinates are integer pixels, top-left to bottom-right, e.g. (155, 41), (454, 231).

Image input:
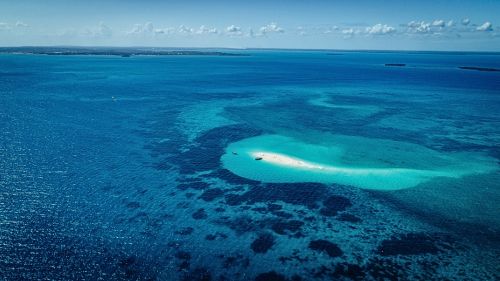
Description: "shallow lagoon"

(1, 51), (499, 280)
(222, 134), (497, 190)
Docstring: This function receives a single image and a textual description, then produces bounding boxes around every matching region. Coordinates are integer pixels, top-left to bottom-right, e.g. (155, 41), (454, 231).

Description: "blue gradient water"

(1, 51), (499, 280)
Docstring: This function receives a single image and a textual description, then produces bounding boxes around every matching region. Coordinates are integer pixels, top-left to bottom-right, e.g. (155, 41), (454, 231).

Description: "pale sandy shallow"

(223, 135), (498, 190)
(251, 151), (440, 176)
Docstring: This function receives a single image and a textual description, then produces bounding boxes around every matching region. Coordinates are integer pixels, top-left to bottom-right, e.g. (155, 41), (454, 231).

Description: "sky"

(1, 0), (500, 51)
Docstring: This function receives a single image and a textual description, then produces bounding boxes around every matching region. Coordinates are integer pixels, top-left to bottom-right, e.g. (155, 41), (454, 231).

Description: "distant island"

(458, 66), (499, 72)
(0, 47), (246, 57)
(385, 63), (406, 67)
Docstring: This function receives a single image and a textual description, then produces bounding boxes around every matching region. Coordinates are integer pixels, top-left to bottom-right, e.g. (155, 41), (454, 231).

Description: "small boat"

(255, 157), (263, 161)
(232, 151), (238, 155)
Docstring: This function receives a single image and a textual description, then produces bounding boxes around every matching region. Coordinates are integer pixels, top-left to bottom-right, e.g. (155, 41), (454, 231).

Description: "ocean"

(1, 50), (499, 280)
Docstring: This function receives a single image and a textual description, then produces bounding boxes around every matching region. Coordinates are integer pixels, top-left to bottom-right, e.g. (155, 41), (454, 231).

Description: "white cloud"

(97, 22), (112, 37)
(127, 22), (154, 35)
(462, 18), (470, 26)
(407, 21), (431, 33)
(476, 22), (493, 32)
(15, 21), (28, 28)
(226, 25), (243, 36)
(341, 28), (359, 38)
(432, 19), (445, 27)
(196, 25), (218, 35)
(145, 22), (154, 33)
(259, 22), (284, 35)
(80, 22), (112, 38)
(297, 26), (308, 36)
(154, 27), (174, 35)
(0, 22), (11, 30)
(178, 25), (194, 34)
(365, 23), (395, 35)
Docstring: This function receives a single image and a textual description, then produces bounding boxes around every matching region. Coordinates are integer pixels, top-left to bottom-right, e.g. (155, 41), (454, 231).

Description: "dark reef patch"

(251, 233), (276, 253)
(255, 271), (287, 281)
(205, 232), (228, 241)
(200, 188), (224, 201)
(222, 254), (250, 269)
(202, 168), (261, 185)
(320, 195), (352, 217)
(309, 240), (343, 258)
(192, 208), (208, 220)
(181, 267), (212, 281)
(377, 233), (450, 256)
(313, 258), (406, 280)
(125, 201), (141, 209)
(271, 220), (304, 236)
(332, 263), (366, 280)
(223, 182), (330, 209)
(215, 214), (304, 237)
(216, 216), (266, 234)
(175, 227), (194, 235)
(365, 258), (405, 280)
(172, 124), (261, 175)
(177, 181), (210, 191)
(337, 213), (362, 223)
(175, 251), (191, 260)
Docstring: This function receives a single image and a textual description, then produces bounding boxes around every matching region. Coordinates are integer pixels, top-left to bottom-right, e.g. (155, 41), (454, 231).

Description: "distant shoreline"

(0, 46), (499, 56)
(0, 47), (246, 57)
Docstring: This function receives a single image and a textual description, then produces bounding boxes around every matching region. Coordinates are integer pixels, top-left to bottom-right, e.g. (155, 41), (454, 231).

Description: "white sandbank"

(251, 151), (433, 176)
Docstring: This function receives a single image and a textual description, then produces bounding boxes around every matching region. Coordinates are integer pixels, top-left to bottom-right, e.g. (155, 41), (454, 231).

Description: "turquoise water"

(222, 134), (497, 190)
(1, 51), (499, 280)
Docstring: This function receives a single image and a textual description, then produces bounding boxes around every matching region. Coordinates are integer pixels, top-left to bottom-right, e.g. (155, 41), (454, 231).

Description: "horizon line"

(1, 45), (500, 54)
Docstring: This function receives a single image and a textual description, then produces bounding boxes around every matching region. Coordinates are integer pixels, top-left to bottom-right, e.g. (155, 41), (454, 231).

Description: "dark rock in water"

(175, 227), (195, 235)
(192, 208), (208, 220)
(377, 233), (443, 256)
(255, 271), (287, 281)
(459, 66), (500, 72)
(251, 233), (275, 253)
(337, 213), (362, 223)
(309, 239), (343, 257)
(385, 63), (406, 67)
(320, 195), (352, 216)
(200, 188), (224, 201)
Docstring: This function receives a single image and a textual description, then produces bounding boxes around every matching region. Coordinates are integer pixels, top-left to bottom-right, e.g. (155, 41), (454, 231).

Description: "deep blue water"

(1, 51), (499, 280)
